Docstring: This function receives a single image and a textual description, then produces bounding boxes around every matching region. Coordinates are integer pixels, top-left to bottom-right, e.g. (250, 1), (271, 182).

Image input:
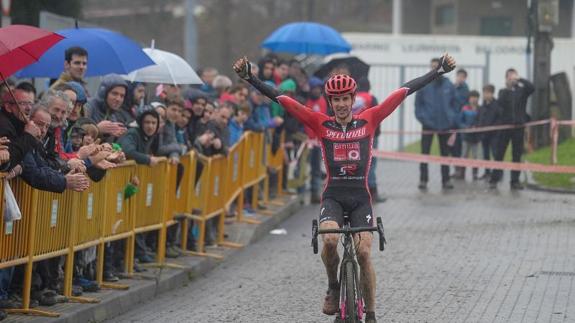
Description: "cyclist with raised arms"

(233, 53), (456, 322)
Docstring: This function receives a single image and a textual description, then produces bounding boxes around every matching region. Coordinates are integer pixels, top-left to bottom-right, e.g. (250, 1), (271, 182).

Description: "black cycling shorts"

(319, 195), (374, 228)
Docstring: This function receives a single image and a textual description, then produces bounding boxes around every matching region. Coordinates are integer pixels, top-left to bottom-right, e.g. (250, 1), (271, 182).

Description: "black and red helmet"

(324, 74), (357, 97)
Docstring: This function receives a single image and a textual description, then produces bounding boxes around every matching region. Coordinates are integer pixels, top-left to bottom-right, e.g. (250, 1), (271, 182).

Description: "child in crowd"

(81, 122), (100, 146)
(68, 127), (86, 153)
(459, 90), (481, 180)
(64, 118), (100, 152)
(477, 84), (501, 179)
(228, 104), (250, 146)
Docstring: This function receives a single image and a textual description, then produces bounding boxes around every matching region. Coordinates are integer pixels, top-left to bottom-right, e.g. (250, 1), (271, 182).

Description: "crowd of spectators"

(415, 60), (534, 190)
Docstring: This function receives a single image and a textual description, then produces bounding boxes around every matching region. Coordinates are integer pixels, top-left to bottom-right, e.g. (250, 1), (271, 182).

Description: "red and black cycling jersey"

(276, 88), (408, 200)
(244, 58), (449, 202)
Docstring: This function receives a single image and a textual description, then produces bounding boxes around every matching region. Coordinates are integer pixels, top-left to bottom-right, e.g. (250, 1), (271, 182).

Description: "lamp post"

(531, 0), (558, 148)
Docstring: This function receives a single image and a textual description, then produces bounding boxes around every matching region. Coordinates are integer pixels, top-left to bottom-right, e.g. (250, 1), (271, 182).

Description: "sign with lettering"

(50, 200), (58, 227)
(116, 192), (123, 213)
(87, 193), (94, 219)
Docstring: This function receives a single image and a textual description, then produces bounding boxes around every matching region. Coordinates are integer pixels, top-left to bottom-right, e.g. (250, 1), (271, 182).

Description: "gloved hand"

(233, 56), (253, 80)
(436, 52), (456, 75)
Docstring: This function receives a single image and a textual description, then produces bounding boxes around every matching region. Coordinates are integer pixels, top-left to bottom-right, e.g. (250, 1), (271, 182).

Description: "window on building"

(435, 4), (455, 26)
(480, 16), (513, 36)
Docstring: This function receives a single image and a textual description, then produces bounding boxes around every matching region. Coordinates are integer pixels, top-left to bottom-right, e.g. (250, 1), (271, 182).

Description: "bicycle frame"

(312, 217), (385, 322)
(339, 223), (364, 321)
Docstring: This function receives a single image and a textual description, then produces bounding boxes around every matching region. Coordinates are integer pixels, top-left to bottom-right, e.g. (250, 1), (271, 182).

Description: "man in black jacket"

(117, 108), (162, 266)
(489, 69), (534, 189)
(185, 92), (207, 143)
(0, 90), (41, 171)
(118, 108), (162, 166)
(21, 105), (90, 192)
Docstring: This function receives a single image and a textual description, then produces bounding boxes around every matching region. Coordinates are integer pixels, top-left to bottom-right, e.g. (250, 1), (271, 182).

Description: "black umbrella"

(314, 56), (370, 81)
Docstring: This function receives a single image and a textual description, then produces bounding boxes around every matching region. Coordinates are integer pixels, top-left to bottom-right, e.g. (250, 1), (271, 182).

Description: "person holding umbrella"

(234, 53), (456, 323)
(0, 90), (41, 170)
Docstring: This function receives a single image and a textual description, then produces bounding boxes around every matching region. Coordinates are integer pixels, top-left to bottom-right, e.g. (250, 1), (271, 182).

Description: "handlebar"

(317, 226), (378, 235)
(311, 217), (386, 253)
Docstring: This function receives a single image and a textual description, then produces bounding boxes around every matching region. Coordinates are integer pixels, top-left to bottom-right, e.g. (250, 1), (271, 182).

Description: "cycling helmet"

(324, 74), (357, 96)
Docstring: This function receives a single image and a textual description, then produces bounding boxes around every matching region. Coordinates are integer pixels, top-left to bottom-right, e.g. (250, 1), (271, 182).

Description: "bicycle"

(312, 214), (386, 323)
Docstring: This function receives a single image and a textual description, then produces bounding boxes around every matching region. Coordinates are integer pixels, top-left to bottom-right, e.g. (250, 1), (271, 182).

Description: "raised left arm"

(363, 53), (457, 125)
(403, 53), (456, 96)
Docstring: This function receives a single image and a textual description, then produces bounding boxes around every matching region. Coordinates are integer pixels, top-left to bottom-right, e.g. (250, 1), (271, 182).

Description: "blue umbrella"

(261, 22), (351, 55)
(15, 27), (155, 78)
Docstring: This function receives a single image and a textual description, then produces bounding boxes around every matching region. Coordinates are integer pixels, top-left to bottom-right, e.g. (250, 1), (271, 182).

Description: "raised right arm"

(232, 57), (324, 131)
(233, 57), (280, 103)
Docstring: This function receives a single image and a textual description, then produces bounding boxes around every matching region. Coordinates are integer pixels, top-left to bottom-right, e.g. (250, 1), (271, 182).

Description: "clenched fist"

(436, 52), (456, 75)
(233, 56), (253, 80)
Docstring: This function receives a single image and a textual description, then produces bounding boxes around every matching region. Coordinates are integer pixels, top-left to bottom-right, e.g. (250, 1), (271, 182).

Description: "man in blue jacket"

(415, 58), (458, 190)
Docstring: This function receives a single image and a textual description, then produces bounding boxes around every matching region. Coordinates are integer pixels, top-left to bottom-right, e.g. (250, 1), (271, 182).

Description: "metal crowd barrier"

(97, 161), (137, 289)
(0, 130), (287, 318)
(265, 131), (285, 206)
(0, 177), (31, 270)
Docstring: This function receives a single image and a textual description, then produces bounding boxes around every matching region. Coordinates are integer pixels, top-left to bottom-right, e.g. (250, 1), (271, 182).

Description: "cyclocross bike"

(312, 214), (386, 323)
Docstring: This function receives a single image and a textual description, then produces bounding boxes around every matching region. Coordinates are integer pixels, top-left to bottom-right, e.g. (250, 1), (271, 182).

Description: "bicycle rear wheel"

(344, 261), (358, 322)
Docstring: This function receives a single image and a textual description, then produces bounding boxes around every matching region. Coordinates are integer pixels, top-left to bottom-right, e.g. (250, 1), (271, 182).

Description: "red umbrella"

(0, 24), (64, 120)
(0, 24), (64, 78)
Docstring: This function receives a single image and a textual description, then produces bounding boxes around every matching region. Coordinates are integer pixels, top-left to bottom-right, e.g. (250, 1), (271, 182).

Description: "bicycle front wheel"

(344, 261), (358, 322)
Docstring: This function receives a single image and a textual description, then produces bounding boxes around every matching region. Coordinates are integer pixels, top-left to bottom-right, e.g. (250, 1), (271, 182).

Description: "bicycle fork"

(339, 244), (364, 321)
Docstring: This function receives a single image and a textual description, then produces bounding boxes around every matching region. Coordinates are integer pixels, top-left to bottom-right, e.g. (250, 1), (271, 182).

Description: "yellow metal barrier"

(156, 161), (186, 270)
(173, 152), (196, 216)
(185, 152), (242, 258)
(191, 155), (209, 217)
(209, 155), (242, 250)
(33, 189), (75, 261)
(252, 132), (271, 212)
(185, 155), (212, 257)
(242, 132), (259, 188)
(65, 177), (107, 304)
(225, 139), (245, 208)
(254, 132), (267, 183)
(265, 130), (285, 205)
(0, 126), (288, 320)
(175, 152), (198, 255)
(74, 179), (106, 251)
(102, 162), (137, 240)
(222, 139), (246, 224)
(0, 178), (31, 270)
(236, 132), (259, 224)
(5, 179), (72, 317)
(97, 162), (137, 288)
(236, 132), (269, 222)
(134, 158), (168, 231)
(132, 158), (182, 269)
